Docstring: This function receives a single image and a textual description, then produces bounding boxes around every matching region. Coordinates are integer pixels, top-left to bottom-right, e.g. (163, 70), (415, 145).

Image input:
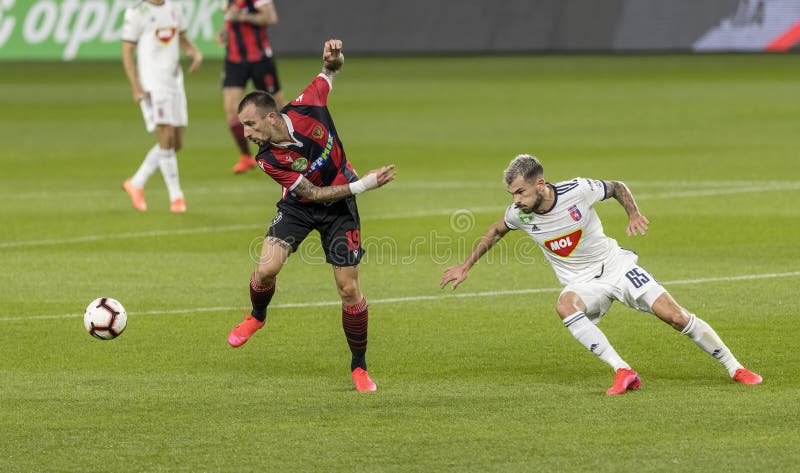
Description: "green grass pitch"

(1, 53), (799, 472)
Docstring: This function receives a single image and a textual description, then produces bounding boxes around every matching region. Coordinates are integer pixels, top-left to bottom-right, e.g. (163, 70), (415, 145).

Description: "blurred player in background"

(217, 0), (287, 174)
(228, 39), (396, 392)
(440, 154), (762, 394)
(121, 0), (202, 213)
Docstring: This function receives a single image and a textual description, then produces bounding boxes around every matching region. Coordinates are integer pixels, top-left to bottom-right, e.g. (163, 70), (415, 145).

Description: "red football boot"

(227, 315), (265, 347)
(606, 368), (641, 395)
(351, 368), (377, 392)
(732, 367), (762, 385)
(232, 154), (257, 174)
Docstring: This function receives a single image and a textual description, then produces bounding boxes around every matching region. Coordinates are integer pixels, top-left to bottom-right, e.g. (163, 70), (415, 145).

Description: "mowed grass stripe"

(1, 182), (798, 249)
(5, 270), (799, 322)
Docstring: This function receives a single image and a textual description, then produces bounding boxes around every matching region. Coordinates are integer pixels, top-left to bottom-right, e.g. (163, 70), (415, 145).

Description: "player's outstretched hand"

(440, 264), (469, 291)
(348, 165), (395, 195)
(626, 212), (650, 236)
(368, 164), (396, 188)
(323, 38), (344, 70)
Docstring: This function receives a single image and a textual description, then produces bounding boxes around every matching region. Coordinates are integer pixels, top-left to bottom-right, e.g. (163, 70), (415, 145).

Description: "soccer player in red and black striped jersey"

(216, 0), (287, 174)
(227, 39), (396, 392)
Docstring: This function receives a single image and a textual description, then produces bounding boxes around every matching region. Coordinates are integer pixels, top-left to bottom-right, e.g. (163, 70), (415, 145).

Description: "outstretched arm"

(292, 165), (396, 203)
(604, 180), (649, 236)
(440, 219), (511, 290)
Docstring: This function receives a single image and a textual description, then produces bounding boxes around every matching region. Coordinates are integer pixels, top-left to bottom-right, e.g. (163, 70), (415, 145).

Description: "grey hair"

(503, 154), (543, 185)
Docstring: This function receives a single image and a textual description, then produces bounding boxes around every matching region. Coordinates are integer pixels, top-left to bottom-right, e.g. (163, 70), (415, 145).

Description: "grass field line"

(2, 179), (798, 200)
(3, 270), (799, 322)
(635, 181), (800, 199)
(2, 181), (798, 250)
(0, 206), (503, 249)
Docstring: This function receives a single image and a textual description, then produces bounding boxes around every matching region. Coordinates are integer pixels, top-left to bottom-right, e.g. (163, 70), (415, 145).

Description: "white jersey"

(122, 1), (186, 92)
(503, 178), (620, 285)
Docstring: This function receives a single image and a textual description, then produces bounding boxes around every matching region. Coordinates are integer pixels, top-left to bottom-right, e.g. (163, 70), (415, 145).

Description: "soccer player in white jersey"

(121, 0), (203, 213)
(440, 154), (762, 394)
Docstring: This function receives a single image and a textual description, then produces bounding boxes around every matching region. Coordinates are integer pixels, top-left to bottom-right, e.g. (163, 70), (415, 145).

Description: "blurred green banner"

(0, 0), (226, 60)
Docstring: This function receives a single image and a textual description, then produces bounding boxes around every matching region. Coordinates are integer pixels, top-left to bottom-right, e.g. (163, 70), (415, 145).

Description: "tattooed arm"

(603, 180), (650, 236)
(292, 165), (396, 203)
(293, 178), (353, 203)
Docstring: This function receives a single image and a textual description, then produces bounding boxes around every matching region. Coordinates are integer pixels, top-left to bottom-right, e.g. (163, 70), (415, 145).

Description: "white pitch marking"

(3, 271), (799, 322)
(2, 181), (799, 249)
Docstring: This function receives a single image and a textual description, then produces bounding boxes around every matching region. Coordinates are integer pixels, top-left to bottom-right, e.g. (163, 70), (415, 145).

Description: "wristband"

(348, 173), (378, 195)
(349, 180), (367, 195)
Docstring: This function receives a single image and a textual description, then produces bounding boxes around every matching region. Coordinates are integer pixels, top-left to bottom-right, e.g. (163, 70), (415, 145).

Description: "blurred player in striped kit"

(121, 0), (202, 213)
(217, 0), (287, 174)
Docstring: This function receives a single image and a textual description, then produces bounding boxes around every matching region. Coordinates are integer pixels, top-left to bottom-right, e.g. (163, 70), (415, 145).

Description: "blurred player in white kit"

(121, 0), (203, 213)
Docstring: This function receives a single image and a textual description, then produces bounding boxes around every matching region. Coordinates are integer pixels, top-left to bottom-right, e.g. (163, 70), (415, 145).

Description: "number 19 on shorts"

(345, 230), (361, 251)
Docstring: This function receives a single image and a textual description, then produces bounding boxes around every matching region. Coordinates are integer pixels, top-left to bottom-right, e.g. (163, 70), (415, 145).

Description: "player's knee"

(664, 305), (691, 331)
(254, 267), (278, 285)
(336, 280), (360, 304)
(555, 294), (582, 319)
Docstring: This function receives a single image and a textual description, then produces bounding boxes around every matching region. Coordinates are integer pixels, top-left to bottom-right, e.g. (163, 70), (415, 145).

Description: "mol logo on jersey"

(544, 229), (583, 257)
(155, 27), (177, 45)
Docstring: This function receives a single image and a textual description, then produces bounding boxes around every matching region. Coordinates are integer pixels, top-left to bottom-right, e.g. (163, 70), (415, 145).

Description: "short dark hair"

(238, 90), (278, 115)
(504, 154), (544, 185)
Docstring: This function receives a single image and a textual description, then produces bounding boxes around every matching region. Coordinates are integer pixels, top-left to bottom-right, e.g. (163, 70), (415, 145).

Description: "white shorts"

(560, 248), (667, 323)
(139, 87), (188, 132)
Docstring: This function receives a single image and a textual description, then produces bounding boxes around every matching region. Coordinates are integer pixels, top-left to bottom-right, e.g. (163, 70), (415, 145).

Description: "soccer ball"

(84, 297), (127, 340)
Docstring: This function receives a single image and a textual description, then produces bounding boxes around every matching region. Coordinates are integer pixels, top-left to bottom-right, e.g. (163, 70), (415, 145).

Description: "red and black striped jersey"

(255, 74), (360, 204)
(224, 0), (273, 63)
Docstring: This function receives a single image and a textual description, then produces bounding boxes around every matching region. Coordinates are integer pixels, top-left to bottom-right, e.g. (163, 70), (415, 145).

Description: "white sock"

(157, 148), (183, 201)
(130, 144), (161, 188)
(563, 311), (630, 371)
(681, 314), (742, 377)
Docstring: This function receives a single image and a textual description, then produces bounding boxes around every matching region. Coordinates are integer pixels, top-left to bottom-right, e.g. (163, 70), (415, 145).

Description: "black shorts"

(267, 198), (363, 267)
(222, 59), (281, 93)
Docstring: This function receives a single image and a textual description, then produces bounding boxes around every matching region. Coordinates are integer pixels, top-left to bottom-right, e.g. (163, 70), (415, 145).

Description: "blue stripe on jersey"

(555, 179), (579, 194)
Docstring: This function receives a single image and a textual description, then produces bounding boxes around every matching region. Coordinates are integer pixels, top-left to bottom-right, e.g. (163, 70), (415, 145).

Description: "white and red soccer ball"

(84, 297), (127, 340)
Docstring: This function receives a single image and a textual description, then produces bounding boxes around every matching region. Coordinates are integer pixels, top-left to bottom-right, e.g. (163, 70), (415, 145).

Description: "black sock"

(249, 273), (275, 322)
(342, 298), (368, 371)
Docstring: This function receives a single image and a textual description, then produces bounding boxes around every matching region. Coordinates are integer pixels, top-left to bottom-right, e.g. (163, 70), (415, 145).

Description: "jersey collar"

(270, 113), (304, 149)
(534, 183), (558, 214)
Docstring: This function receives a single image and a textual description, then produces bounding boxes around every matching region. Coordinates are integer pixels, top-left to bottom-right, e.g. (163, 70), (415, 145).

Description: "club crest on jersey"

(291, 158), (309, 172)
(568, 205), (582, 222)
(155, 27), (176, 44)
(544, 229), (583, 257)
(312, 126), (324, 140)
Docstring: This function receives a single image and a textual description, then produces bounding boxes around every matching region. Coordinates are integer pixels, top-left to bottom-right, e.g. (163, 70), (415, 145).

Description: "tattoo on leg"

(268, 238), (291, 251)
